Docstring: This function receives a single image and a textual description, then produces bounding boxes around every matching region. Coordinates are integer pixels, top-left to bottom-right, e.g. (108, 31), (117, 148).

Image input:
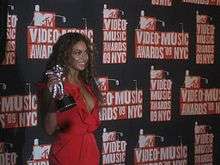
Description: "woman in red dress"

(41, 32), (101, 165)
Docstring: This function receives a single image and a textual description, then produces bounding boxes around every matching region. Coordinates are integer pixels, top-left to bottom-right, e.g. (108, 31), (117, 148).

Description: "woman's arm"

(44, 112), (58, 135)
(41, 89), (59, 135)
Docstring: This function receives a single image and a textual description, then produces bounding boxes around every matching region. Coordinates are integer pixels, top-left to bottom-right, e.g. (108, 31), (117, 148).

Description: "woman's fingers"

(47, 76), (63, 99)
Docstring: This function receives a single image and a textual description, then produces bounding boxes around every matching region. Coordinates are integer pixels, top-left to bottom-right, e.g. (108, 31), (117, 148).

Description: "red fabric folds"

(49, 81), (100, 165)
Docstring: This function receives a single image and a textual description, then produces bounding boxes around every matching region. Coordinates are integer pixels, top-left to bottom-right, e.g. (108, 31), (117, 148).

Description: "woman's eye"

(72, 49), (88, 56)
(72, 51), (81, 56)
(75, 51), (82, 55)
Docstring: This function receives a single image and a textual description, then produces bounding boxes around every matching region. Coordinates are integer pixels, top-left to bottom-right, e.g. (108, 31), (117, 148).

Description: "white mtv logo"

(102, 131), (116, 142)
(34, 12), (55, 27)
(97, 77), (109, 91)
(185, 76), (201, 88)
(196, 15), (208, 24)
(103, 9), (119, 18)
(33, 144), (51, 160)
(140, 17), (156, 30)
(150, 70), (164, 79)
(138, 135), (155, 148)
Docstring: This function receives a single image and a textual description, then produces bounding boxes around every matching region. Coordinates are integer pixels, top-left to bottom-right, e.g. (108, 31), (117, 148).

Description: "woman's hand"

(47, 74), (64, 99)
(45, 65), (65, 100)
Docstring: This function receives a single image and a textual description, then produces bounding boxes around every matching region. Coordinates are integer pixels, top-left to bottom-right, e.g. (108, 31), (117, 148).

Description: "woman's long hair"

(45, 32), (102, 101)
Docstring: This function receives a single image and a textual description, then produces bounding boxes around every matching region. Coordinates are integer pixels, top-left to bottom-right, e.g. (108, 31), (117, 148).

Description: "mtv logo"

(39, 145), (51, 160)
(194, 125), (205, 134)
(138, 135), (155, 148)
(196, 14), (208, 24)
(150, 70), (164, 79)
(33, 12), (55, 27)
(185, 76), (201, 89)
(32, 144), (51, 160)
(140, 16), (156, 31)
(102, 131), (116, 142)
(103, 9), (119, 18)
(97, 77), (109, 92)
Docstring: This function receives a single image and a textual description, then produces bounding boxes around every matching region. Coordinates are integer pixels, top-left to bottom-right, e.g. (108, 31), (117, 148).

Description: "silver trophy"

(45, 65), (76, 112)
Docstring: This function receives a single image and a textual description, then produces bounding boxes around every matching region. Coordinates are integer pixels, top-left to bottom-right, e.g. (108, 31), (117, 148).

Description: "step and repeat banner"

(0, 0), (220, 164)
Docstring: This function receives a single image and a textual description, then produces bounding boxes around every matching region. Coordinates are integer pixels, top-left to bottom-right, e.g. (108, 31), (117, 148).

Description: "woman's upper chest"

(64, 81), (97, 114)
(79, 85), (96, 113)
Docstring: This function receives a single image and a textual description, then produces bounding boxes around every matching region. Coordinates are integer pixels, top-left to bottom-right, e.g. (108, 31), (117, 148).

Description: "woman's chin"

(74, 65), (86, 71)
(78, 67), (86, 71)
(71, 63), (87, 71)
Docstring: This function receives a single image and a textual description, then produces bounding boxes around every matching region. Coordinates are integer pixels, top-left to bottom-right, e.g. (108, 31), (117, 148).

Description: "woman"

(40, 32), (101, 165)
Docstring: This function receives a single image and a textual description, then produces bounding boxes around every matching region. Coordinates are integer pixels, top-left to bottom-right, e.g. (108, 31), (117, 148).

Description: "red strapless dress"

(49, 81), (100, 165)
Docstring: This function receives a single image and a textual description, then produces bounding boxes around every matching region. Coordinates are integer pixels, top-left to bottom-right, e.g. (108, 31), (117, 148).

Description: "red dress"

(49, 81), (100, 165)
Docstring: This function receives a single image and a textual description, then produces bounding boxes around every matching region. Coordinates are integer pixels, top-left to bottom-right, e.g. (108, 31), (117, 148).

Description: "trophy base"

(56, 95), (76, 112)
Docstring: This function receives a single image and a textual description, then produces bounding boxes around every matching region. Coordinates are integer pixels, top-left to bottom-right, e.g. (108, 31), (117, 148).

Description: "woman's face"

(70, 41), (89, 71)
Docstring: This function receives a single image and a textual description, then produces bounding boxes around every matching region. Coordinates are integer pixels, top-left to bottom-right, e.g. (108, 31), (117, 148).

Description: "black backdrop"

(0, 0), (7, 63)
(0, 0), (220, 164)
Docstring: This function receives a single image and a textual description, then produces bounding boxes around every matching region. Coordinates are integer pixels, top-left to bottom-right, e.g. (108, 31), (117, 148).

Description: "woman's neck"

(67, 69), (80, 84)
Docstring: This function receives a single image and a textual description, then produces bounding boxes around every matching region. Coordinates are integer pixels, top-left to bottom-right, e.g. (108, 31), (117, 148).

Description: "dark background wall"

(0, 0), (220, 164)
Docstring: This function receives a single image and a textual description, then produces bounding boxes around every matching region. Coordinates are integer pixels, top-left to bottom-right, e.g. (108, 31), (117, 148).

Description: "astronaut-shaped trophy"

(46, 65), (76, 112)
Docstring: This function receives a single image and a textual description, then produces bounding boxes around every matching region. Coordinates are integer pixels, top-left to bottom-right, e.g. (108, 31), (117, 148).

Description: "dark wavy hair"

(45, 32), (102, 101)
